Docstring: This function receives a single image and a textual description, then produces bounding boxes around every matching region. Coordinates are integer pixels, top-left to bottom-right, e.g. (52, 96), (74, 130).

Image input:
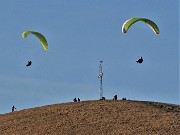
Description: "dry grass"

(0, 100), (179, 135)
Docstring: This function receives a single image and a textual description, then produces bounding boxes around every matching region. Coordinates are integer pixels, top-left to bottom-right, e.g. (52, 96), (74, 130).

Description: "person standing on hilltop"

(73, 98), (77, 102)
(12, 105), (16, 112)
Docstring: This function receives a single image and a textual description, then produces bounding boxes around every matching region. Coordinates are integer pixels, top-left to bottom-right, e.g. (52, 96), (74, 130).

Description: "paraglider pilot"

(136, 57), (143, 64)
(26, 61), (32, 67)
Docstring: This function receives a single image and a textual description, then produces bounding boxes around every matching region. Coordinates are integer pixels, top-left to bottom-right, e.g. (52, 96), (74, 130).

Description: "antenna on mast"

(98, 61), (103, 99)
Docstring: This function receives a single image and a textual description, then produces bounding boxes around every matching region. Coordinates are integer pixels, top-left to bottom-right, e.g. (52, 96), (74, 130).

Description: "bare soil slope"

(0, 100), (179, 135)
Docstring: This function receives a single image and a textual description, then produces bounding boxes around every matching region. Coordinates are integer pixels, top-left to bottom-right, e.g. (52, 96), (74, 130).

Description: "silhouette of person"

(113, 95), (117, 100)
(136, 57), (143, 64)
(26, 61), (32, 67)
(78, 98), (80, 102)
(12, 105), (16, 112)
(73, 98), (77, 102)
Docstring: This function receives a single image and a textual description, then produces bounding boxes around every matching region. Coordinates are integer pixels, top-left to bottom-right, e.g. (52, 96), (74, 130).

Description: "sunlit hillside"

(0, 100), (179, 135)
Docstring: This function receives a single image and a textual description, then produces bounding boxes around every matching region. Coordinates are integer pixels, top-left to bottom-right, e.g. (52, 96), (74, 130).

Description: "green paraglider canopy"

(122, 18), (160, 35)
(22, 31), (48, 51)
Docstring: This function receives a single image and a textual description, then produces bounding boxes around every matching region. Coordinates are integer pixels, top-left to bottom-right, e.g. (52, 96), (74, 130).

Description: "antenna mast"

(98, 61), (103, 99)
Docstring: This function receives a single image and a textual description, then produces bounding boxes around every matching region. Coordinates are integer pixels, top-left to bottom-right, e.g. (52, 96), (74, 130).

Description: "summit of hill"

(0, 100), (179, 135)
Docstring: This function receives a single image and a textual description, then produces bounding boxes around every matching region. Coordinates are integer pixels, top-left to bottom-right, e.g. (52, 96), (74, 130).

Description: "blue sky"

(0, 0), (179, 114)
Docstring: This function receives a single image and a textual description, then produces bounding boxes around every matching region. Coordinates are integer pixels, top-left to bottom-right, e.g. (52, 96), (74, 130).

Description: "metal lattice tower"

(98, 61), (103, 99)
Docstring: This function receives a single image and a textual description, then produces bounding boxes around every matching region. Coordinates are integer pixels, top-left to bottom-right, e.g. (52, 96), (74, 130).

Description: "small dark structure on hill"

(122, 97), (126, 100)
(101, 97), (105, 100)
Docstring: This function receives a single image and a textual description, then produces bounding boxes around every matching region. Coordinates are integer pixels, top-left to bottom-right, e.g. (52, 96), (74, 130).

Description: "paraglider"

(122, 18), (160, 64)
(136, 57), (143, 64)
(122, 18), (160, 35)
(22, 31), (48, 51)
(26, 61), (32, 67)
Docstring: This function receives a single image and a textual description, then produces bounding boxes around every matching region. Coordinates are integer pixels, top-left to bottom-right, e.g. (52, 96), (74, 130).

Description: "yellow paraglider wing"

(122, 18), (160, 35)
(22, 31), (48, 51)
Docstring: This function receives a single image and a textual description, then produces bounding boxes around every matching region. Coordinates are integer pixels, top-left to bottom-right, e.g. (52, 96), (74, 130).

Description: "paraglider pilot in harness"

(26, 61), (32, 67)
(136, 57), (143, 64)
